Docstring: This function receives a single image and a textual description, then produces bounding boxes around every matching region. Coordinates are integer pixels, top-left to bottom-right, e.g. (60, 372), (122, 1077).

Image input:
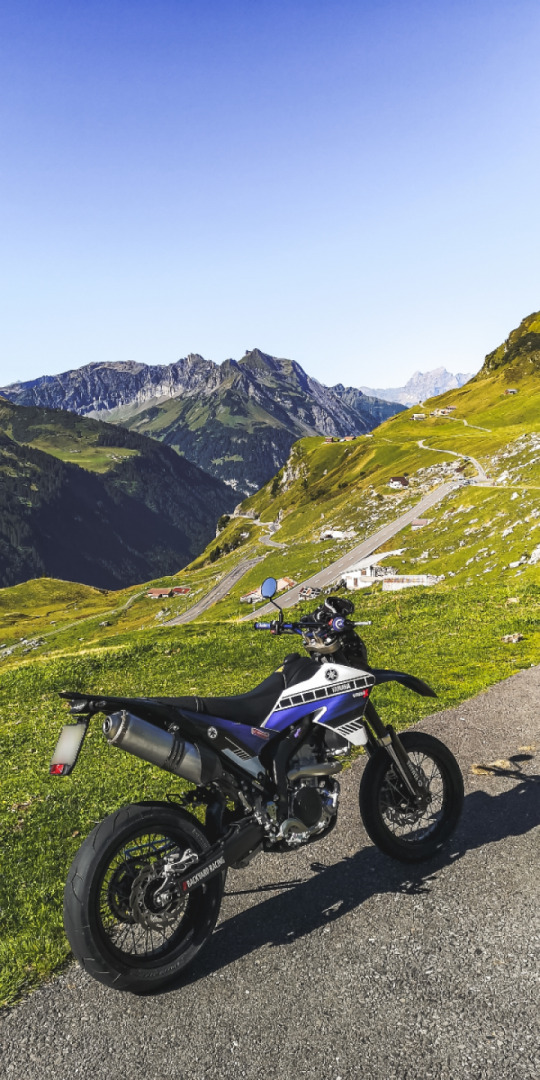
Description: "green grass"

(2, 327), (540, 1006)
(1, 582), (539, 1007)
(30, 444), (139, 472)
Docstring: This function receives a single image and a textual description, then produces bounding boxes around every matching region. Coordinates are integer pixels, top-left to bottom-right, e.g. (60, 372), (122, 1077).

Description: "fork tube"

(364, 699), (388, 740)
(364, 702), (422, 798)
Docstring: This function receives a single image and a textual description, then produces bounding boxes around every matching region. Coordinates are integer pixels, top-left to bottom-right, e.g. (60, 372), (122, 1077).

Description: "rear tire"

(63, 801), (225, 993)
(359, 731), (463, 862)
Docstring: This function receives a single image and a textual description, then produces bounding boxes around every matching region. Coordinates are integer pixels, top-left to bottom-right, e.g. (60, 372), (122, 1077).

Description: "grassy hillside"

(0, 400), (234, 589)
(1, 582), (539, 1007)
(1, 311), (540, 1006)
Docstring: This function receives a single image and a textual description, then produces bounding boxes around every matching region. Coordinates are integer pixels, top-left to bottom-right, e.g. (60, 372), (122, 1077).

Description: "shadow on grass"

(153, 768), (540, 995)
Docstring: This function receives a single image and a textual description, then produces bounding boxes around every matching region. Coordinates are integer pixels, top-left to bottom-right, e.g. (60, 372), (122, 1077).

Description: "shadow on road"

(153, 771), (540, 995)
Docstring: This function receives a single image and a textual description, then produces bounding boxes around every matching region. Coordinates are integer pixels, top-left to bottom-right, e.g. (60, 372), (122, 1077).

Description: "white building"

(344, 563), (396, 589)
(382, 574), (443, 591)
(343, 556), (442, 591)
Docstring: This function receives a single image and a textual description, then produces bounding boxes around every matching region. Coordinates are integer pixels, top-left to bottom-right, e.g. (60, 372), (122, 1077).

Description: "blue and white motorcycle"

(53, 577), (464, 993)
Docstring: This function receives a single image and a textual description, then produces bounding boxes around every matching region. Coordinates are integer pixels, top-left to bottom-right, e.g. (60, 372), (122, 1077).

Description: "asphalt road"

(2, 666), (539, 1079)
(164, 557), (264, 626)
(245, 481), (458, 619)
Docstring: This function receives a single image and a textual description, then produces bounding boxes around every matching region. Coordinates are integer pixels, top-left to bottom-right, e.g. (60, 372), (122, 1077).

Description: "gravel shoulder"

(1, 666), (539, 1080)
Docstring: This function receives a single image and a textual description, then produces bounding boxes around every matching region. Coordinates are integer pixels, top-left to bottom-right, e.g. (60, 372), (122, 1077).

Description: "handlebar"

(253, 615), (371, 635)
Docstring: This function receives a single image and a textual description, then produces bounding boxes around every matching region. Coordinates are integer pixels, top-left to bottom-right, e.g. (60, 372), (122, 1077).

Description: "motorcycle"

(51, 576), (464, 994)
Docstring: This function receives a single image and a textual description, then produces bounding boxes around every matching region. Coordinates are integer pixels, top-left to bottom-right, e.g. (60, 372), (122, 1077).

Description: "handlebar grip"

(254, 622), (272, 629)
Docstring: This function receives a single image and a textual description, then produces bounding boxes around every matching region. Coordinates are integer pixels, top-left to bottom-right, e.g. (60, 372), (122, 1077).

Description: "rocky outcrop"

(479, 312), (540, 376)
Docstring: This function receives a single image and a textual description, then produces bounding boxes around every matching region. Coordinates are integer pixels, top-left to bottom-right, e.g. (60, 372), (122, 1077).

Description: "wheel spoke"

(379, 752), (447, 843)
(97, 828), (190, 961)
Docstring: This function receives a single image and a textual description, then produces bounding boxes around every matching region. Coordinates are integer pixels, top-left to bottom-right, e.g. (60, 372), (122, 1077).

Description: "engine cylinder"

(103, 710), (222, 785)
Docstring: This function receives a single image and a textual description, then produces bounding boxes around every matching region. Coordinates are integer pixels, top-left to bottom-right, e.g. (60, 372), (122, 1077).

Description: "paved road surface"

(2, 666), (539, 1079)
(164, 557), (264, 626)
(245, 481), (457, 619)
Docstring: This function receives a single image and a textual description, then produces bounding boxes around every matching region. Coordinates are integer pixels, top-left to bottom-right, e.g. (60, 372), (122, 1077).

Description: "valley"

(0, 310), (540, 1006)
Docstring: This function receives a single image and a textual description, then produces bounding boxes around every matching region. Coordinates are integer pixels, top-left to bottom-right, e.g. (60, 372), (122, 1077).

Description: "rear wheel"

(359, 731), (463, 862)
(64, 802), (225, 993)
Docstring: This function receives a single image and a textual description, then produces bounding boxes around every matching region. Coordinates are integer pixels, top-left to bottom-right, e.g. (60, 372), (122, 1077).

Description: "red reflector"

(50, 763), (66, 775)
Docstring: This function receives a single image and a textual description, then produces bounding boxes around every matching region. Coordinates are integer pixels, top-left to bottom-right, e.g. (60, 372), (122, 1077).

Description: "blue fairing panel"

(179, 707), (281, 757)
(264, 690), (369, 733)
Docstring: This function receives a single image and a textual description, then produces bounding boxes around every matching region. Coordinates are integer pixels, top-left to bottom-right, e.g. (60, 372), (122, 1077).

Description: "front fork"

(363, 700), (428, 803)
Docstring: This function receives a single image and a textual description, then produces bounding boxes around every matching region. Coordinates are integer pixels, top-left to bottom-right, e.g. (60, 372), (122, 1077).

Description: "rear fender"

(370, 669), (437, 698)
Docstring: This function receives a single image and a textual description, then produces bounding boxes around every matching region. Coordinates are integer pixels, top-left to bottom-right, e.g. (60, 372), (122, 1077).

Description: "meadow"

(1, 352), (539, 1006)
(1, 580), (538, 1007)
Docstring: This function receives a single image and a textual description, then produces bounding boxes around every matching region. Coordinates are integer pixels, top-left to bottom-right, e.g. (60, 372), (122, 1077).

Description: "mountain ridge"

(0, 349), (406, 494)
(359, 366), (474, 405)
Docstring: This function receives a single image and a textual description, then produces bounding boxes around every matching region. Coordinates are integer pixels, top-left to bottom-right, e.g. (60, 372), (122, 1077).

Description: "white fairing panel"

(263, 662), (375, 745)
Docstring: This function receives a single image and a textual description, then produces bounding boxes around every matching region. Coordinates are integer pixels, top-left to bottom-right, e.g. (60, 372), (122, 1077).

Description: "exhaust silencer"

(103, 710), (223, 785)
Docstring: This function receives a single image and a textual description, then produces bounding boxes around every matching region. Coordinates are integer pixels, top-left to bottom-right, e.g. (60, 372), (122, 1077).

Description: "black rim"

(378, 750), (447, 843)
(97, 829), (196, 963)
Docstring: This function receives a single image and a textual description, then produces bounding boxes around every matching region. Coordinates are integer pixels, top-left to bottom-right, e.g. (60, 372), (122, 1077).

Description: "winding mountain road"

(244, 481), (457, 619)
(2, 667), (539, 1079)
(164, 557), (264, 625)
(417, 439), (489, 483)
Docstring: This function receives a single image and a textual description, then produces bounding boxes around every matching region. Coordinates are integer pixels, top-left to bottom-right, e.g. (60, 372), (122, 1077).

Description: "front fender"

(369, 668), (437, 698)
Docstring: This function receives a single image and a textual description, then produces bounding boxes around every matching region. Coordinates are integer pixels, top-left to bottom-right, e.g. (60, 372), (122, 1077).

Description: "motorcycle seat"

(158, 655), (319, 725)
(157, 672), (284, 725)
(60, 655), (320, 727)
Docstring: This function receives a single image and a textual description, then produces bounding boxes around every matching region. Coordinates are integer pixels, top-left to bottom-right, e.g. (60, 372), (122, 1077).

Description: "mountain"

(0, 399), (233, 589)
(360, 367), (473, 405)
(479, 310), (540, 377)
(185, 311), (540, 594)
(0, 350), (405, 495)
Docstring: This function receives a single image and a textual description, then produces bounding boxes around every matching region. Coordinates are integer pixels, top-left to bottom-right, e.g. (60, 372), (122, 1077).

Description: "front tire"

(63, 802), (225, 993)
(359, 731), (464, 862)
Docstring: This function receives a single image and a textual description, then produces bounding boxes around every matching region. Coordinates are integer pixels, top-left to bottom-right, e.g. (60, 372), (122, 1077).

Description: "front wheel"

(359, 731), (464, 862)
(63, 801), (225, 993)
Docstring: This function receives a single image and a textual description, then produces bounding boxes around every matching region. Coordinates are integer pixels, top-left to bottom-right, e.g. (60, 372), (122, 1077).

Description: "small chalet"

(505, 388), (518, 395)
(277, 576), (297, 590)
(240, 588), (262, 604)
(412, 413), (426, 420)
(411, 518), (431, 530)
(240, 577), (297, 604)
(388, 476), (409, 489)
(147, 586), (190, 599)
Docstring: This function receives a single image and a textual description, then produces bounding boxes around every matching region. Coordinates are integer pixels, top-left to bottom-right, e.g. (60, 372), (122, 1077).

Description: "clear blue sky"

(1, 0), (540, 389)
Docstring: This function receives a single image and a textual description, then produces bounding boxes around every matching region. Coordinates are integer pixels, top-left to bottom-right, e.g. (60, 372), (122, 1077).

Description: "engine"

(260, 737), (341, 850)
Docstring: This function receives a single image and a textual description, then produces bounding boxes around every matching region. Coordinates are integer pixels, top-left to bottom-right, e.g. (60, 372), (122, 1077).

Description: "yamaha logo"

(207, 726), (218, 739)
(324, 668), (338, 682)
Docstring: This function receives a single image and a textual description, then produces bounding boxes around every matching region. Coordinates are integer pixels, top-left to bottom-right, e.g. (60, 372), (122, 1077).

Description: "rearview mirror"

(260, 577), (277, 599)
